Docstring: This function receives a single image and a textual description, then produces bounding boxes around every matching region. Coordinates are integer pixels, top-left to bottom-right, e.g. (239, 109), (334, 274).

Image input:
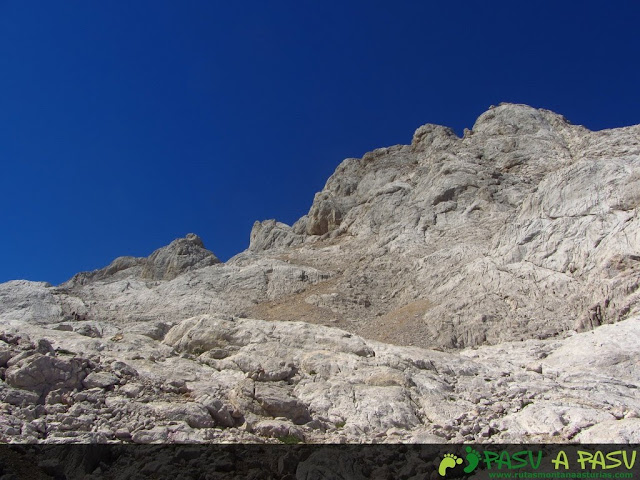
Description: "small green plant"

(277, 435), (301, 444)
(335, 421), (346, 429)
(191, 346), (206, 356)
(55, 348), (75, 356)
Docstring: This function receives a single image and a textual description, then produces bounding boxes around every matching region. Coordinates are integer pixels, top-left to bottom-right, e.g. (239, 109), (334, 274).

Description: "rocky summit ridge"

(1, 103), (639, 445)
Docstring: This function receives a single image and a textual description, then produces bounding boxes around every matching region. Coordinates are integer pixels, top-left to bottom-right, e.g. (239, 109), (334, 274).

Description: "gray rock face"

(5, 353), (89, 397)
(0, 103), (639, 444)
(0, 280), (61, 323)
(139, 233), (220, 281)
(249, 220), (304, 252)
(64, 233), (219, 286)
(306, 191), (346, 235)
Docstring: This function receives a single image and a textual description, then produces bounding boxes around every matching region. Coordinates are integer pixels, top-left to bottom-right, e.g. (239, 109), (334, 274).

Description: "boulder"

(5, 354), (89, 396)
(82, 372), (119, 389)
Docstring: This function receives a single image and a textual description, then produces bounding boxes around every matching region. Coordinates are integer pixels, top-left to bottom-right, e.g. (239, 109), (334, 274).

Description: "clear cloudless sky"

(1, 1), (639, 285)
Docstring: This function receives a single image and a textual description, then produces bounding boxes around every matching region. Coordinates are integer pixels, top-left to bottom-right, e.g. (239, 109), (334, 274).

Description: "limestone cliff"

(1, 104), (638, 444)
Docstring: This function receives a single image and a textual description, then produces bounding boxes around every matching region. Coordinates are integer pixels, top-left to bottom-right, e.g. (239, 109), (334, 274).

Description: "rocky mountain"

(1, 103), (639, 445)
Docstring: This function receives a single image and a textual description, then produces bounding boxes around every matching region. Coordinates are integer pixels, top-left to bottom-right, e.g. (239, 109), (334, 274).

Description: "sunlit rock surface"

(1, 104), (639, 443)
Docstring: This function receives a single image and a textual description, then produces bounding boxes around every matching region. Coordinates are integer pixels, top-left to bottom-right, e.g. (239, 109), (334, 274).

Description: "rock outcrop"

(64, 233), (220, 286)
(1, 103), (638, 444)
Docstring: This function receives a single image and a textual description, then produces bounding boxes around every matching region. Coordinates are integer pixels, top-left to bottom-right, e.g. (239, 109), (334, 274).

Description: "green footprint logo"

(438, 448), (481, 476)
(438, 453), (463, 476)
(464, 446), (481, 473)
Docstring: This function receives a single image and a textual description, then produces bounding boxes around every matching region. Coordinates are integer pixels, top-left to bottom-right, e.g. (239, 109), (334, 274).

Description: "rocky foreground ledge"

(1, 312), (638, 444)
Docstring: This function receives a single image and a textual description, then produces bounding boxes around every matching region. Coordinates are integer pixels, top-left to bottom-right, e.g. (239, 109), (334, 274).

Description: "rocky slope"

(0, 103), (639, 444)
(1, 313), (639, 444)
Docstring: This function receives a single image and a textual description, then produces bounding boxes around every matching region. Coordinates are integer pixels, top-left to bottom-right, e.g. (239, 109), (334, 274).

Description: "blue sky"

(1, 1), (639, 285)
